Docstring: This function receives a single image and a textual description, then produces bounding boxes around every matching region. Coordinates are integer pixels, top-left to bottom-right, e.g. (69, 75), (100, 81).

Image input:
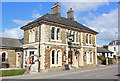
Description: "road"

(1, 64), (119, 79)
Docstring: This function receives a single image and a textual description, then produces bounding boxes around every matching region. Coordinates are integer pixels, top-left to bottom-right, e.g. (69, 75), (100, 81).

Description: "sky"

(0, 1), (119, 45)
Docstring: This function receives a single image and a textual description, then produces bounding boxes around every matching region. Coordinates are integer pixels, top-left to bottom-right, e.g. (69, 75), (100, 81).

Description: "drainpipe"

(38, 24), (41, 72)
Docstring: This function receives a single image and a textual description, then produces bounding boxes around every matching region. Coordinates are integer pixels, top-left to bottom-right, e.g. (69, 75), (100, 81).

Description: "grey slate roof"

(0, 37), (23, 49)
(21, 13), (98, 34)
(97, 47), (113, 53)
(24, 45), (37, 50)
(108, 40), (120, 45)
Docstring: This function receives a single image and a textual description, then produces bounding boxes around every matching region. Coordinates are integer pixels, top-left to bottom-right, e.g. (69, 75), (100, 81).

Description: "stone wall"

(83, 47), (96, 66)
(82, 32), (96, 46)
(0, 49), (23, 68)
(1, 49), (16, 67)
(61, 28), (66, 44)
(45, 45), (66, 69)
(24, 30), (29, 44)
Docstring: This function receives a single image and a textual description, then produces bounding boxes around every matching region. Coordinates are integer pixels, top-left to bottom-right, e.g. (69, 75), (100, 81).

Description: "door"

(68, 51), (72, 64)
(74, 51), (79, 67)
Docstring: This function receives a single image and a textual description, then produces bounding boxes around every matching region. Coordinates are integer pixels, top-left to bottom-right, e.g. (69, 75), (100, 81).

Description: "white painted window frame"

(50, 26), (62, 42)
(50, 49), (62, 67)
(85, 33), (93, 45)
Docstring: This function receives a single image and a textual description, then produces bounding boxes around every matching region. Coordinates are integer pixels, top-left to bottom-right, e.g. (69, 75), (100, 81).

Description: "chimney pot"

(67, 8), (74, 20)
(51, 2), (61, 16)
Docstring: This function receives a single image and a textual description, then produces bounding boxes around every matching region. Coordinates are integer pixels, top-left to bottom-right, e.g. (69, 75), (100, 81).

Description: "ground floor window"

(90, 52), (92, 63)
(2, 52), (6, 62)
(29, 51), (34, 64)
(51, 50), (62, 65)
(52, 50), (55, 64)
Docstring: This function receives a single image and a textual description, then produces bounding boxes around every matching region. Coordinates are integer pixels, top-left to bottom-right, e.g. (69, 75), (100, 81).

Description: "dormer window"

(51, 27), (55, 40)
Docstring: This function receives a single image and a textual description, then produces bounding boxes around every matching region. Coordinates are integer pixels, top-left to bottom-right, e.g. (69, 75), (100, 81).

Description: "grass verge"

(0, 69), (26, 77)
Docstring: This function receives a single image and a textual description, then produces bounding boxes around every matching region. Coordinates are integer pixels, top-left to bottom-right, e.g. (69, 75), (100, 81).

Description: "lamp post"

(115, 32), (118, 64)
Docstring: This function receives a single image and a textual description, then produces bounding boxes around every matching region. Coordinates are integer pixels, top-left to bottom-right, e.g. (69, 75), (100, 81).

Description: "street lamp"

(115, 32), (118, 63)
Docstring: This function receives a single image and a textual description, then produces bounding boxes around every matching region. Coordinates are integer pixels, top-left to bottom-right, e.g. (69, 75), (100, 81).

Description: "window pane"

(57, 28), (60, 40)
(73, 33), (75, 42)
(57, 51), (59, 64)
(51, 28), (54, 39)
(76, 33), (78, 42)
(90, 53), (92, 62)
(89, 35), (91, 44)
(114, 47), (116, 51)
(2, 53), (6, 62)
(52, 51), (54, 64)
(29, 51), (34, 64)
(86, 34), (88, 43)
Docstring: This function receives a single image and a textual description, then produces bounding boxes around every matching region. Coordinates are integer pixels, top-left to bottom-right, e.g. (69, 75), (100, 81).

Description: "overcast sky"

(0, 1), (119, 45)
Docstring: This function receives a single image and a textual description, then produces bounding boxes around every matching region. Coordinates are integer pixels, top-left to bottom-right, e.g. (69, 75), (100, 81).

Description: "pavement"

(1, 64), (119, 79)
(0, 67), (22, 70)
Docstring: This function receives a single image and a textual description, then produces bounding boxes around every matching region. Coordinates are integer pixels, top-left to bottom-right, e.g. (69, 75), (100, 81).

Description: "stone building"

(97, 47), (113, 58)
(0, 37), (23, 68)
(21, 3), (98, 72)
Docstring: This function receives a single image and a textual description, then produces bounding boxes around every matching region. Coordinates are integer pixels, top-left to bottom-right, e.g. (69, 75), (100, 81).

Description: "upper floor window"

(57, 28), (60, 40)
(86, 34), (88, 44)
(89, 35), (91, 44)
(29, 29), (35, 43)
(76, 33), (78, 42)
(114, 47), (116, 51)
(70, 31), (72, 36)
(73, 32), (75, 42)
(51, 27), (55, 40)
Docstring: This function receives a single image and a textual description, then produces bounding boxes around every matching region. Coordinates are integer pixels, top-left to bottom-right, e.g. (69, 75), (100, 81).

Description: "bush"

(97, 55), (105, 62)
(97, 55), (106, 64)
(108, 58), (113, 64)
(1, 69), (26, 77)
(21, 63), (23, 68)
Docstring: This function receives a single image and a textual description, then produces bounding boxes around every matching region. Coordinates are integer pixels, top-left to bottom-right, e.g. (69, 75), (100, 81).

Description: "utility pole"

(115, 32), (118, 64)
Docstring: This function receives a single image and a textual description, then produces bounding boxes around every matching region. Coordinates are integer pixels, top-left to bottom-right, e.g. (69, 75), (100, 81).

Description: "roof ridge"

(0, 37), (22, 40)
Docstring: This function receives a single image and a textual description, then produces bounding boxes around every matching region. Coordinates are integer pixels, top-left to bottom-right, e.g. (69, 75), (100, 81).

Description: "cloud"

(0, 27), (24, 39)
(61, 1), (109, 12)
(13, 19), (29, 25)
(84, 8), (118, 44)
(31, 13), (41, 18)
(31, 7), (41, 18)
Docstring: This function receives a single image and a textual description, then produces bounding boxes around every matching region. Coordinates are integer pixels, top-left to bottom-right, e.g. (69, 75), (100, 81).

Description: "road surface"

(1, 64), (119, 79)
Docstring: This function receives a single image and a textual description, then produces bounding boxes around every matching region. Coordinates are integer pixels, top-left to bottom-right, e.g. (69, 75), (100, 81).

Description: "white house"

(108, 40), (120, 58)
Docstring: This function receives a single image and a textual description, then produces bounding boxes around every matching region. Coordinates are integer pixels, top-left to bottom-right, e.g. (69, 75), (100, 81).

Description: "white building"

(108, 40), (120, 57)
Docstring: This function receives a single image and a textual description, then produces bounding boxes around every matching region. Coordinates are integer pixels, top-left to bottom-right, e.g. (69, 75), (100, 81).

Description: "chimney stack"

(51, 2), (61, 16)
(67, 8), (74, 20)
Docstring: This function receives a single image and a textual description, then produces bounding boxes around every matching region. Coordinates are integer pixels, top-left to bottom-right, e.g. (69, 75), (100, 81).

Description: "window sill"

(71, 42), (80, 45)
(86, 43), (93, 45)
(51, 39), (62, 43)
